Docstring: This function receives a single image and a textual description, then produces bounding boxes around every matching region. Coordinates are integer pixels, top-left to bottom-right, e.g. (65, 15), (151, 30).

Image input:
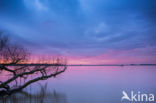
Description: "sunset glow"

(0, 0), (156, 64)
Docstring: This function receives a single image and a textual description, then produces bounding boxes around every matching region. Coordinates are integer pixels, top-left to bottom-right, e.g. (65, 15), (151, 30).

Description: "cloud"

(24, 0), (48, 12)
(0, 0), (156, 63)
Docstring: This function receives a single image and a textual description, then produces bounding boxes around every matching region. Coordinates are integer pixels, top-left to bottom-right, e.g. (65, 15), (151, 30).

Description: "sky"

(0, 0), (156, 64)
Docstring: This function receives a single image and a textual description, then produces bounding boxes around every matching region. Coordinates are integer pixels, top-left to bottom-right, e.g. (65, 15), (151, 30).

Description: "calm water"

(0, 66), (156, 103)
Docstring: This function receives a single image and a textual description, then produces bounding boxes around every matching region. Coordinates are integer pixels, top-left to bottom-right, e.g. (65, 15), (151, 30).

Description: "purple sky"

(0, 0), (156, 64)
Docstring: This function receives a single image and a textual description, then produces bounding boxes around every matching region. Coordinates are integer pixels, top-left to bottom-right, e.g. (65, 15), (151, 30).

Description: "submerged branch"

(0, 65), (67, 96)
(0, 31), (68, 96)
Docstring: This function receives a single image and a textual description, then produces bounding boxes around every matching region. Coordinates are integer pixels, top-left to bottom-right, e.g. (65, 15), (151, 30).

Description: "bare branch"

(9, 66), (66, 94)
(0, 32), (67, 96)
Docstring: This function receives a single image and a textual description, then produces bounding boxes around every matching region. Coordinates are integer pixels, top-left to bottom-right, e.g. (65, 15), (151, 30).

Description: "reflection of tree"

(0, 84), (67, 103)
(0, 32), (67, 96)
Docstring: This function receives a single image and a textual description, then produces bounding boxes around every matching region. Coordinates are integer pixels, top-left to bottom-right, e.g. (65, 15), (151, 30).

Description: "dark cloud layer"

(0, 0), (156, 63)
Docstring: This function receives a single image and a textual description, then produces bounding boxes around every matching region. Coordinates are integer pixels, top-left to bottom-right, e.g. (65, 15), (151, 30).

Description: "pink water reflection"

(1, 66), (156, 103)
(38, 66), (156, 103)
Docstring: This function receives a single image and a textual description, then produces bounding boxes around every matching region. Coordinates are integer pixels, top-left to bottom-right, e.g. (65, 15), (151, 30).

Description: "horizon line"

(0, 63), (156, 66)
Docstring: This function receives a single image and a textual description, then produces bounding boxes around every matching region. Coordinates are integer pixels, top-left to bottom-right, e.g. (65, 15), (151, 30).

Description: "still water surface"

(0, 66), (156, 103)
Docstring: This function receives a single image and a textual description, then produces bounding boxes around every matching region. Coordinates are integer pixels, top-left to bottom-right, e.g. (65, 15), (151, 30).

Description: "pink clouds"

(22, 47), (156, 65)
(65, 47), (156, 64)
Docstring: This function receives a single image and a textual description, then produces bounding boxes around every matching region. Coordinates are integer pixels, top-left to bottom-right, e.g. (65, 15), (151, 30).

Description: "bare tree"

(0, 32), (67, 96)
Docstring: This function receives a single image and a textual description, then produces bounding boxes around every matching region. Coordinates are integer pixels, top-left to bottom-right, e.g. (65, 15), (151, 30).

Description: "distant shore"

(0, 64), (156, 66)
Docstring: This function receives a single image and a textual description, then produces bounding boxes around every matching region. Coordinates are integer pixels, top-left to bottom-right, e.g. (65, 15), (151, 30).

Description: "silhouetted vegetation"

(0, 32), (67, 96)
(0, 84), (67, 103)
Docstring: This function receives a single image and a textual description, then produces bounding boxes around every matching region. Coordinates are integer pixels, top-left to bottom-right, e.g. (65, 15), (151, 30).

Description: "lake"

(0, 66), (156, 103)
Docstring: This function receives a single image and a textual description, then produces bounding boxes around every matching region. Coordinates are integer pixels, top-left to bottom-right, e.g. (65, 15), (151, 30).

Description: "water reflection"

(0, 84), (67, 103)
(1, 66), (156, 103)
